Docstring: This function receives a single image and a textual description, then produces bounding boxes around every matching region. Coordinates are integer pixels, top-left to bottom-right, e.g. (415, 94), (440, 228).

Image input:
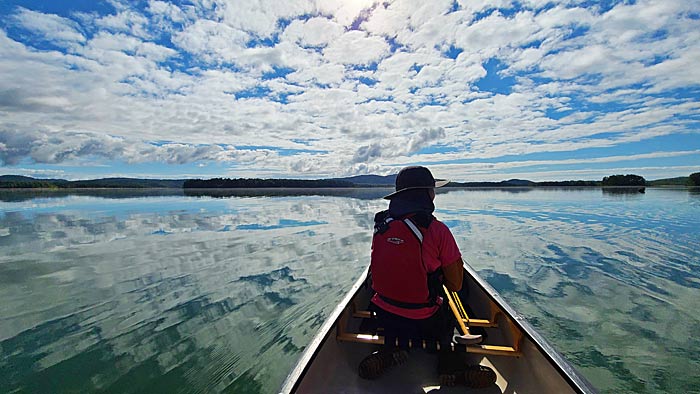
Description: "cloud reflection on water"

(0, 188), (698, 393)
(0, 192), (382, 393)
(438, 188), (700, 393)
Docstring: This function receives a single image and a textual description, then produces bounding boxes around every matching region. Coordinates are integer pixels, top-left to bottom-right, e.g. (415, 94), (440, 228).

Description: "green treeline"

(534, 180), (600, 187)
(0, 176), (184, 189)
(183, 178), (354, 188)
(601, 174), (646, 186)
(601, 173), (700, 186)
(690, 172), (700, 186)
(646, 177), (688, 186)
(0, 181), (58, 189)
(448, 180), (600, 187)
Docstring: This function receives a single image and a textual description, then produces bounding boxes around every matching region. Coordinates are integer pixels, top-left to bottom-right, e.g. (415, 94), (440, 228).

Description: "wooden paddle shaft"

(443, 285), (470, 335)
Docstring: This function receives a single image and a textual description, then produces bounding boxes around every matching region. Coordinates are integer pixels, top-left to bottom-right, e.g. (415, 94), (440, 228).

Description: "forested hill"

(330, 174), (396, 185)
(646, 177), (690, 186)
(448, 179), (538, 187)
(183, 178), (353, 188)
(0, 176), (185, 188)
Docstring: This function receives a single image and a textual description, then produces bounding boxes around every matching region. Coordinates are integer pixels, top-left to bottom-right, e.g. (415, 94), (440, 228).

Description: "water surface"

(1, 188), (698, 393)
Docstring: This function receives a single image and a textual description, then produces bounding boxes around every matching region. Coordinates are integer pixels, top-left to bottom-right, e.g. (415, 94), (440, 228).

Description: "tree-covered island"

(690, 172), (700, 186)
(601, 174), (646, 186)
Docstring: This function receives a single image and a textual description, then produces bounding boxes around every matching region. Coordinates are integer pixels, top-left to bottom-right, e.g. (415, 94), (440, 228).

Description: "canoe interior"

(282, 265), (596, 394)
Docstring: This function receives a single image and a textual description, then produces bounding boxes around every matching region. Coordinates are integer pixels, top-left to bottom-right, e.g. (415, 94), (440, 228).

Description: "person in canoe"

(359, 165), (496, 387)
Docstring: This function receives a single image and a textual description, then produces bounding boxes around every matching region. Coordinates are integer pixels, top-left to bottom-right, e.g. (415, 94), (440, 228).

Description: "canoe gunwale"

(461, 262), (597, 394)
(279, 267), (370, 394)
(280, 263), (598, 394)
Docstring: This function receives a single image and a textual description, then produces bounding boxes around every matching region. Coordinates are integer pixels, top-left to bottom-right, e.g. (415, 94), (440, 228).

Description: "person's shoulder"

(429, 216), (447, 226)
(428, 216), (451, 233)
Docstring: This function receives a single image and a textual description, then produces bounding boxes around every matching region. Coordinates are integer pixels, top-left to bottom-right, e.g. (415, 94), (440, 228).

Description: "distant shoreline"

(1, 185), (695, 191)
(3, 185), (696, 203)
(1, 173), (696, 189)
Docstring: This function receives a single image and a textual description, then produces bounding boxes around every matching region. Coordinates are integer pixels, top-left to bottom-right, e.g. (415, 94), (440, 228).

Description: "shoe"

(439, 365), (496, 388)
(462, 365), (497, 388)
(358, 349), (409, 380)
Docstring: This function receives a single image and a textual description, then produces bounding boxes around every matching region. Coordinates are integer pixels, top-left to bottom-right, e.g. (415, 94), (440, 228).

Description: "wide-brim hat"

(383, 166), (449, 199)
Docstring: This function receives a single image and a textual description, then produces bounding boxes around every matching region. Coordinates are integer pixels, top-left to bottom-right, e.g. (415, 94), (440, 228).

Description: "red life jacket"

(370, 211), (438, 309)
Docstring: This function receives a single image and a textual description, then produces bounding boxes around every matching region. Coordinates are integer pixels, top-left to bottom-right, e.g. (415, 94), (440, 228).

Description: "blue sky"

(0, 0), (698, 181)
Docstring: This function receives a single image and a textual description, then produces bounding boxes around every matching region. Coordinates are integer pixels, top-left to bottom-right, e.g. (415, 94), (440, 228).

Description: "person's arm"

(442, 257), (463, 292)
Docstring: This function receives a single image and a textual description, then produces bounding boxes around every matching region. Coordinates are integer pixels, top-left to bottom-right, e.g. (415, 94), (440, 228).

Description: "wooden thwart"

(337, 290), (523, 357)
(338, 332), (385, 345)
(337, 332), (519, 357)
(352, 310), (374, 319)
(443, 286), (522, 357)
(443, 286), (499, 328)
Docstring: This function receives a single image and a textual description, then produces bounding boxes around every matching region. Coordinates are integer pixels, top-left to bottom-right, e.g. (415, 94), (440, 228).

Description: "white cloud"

(282, 17), (344, 48)
(0, 128), (284, 166)
(12, 8), (86, 46)
(453, 10), (543, 57)
(437, 164), (700, 182)
(0, 1), (698, 179)
(318, 0), (376, 27)
(83, 32), (177, 62)
(0, 167), (67, 178)
(147, 1), (188, 23)
(540, 45), (612, 80)
(172, 19), (249, 63)
(408, 127), (446, 153)
(96, 10), (152, 39)
(535, 5), (595, 29)
(455, 0), (514, 15)
(216, 0), (314, 37)
(323, 31), (390, 65)
(287, 62), (345, 86)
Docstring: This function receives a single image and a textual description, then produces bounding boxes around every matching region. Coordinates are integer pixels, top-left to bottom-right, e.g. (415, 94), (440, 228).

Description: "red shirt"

(371, 218), (462, 319)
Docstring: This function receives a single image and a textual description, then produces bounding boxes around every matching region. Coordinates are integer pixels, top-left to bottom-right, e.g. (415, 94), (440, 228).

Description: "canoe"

(280, 263), (597, 393)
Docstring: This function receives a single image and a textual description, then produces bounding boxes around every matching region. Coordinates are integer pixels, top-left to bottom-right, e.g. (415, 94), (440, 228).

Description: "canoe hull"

(281, 264), (597, 393)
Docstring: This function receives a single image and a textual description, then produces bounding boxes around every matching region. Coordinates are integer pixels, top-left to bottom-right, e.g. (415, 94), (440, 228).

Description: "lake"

(1, 187), (698, 393)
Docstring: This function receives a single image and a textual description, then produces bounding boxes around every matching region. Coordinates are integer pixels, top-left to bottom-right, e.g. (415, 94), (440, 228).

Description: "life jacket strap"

(402, 218), (423, 243)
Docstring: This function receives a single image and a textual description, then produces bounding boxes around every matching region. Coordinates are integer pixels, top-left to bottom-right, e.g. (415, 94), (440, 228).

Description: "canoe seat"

(351, 310), (498, 328)
(353, 310), (374, 319)
(337, 332), (520, 357)
(337, 310), (521, 357)
(350, 290), (501, 328)
(337, 332), (384, 345)
(338, 289), (522, 357)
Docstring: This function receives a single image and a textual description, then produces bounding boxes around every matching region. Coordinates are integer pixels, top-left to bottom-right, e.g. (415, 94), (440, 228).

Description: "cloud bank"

(0, 0), (698, 180)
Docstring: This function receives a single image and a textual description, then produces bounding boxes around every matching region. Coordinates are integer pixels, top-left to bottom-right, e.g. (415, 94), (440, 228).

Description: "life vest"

(370, 210), (441, 309)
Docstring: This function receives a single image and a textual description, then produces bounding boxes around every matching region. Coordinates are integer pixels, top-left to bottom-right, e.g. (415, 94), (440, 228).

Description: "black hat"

(383, 166), (449, 199)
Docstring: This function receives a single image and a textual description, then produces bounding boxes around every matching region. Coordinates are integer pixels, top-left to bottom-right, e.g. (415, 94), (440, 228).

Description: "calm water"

(1, 188), (699, 394)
